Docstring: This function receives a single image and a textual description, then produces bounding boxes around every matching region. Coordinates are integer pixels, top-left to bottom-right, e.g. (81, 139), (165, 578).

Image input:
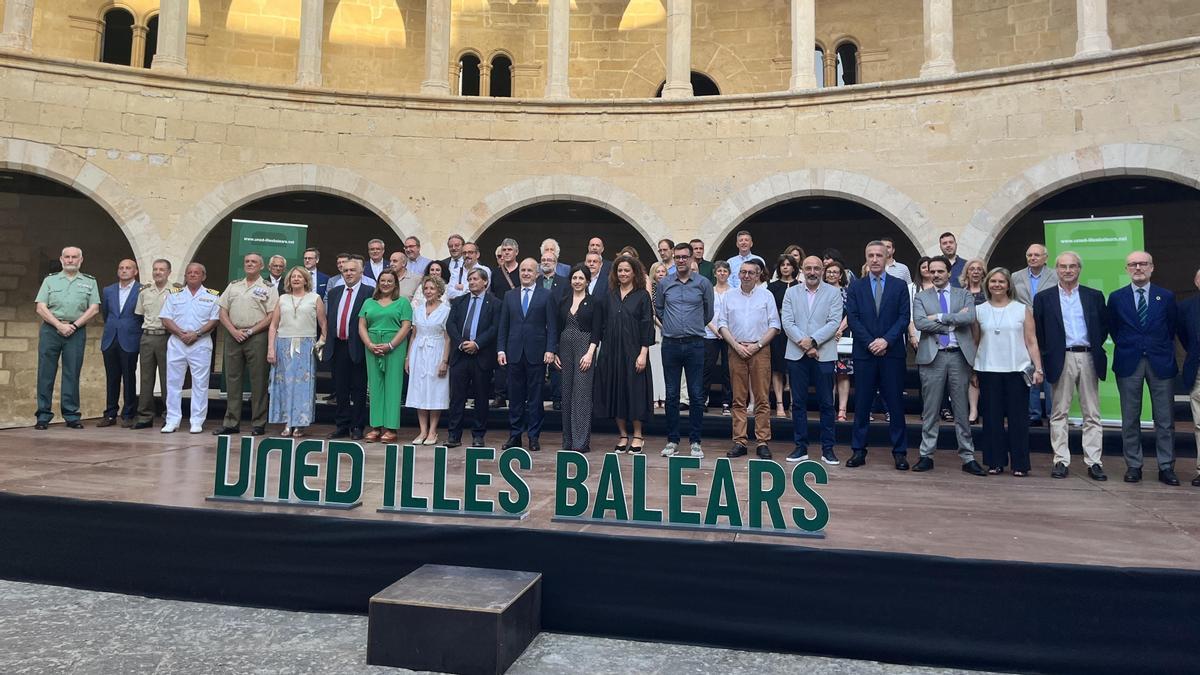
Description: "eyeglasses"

(673, 254), (692, 261)
(1126, 261), (1152, 269)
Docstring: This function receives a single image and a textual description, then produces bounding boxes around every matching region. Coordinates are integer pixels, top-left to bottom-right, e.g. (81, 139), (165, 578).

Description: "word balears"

(553, 452), (829, 535)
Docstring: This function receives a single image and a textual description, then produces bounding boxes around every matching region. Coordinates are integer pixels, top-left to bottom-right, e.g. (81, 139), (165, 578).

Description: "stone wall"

(0, 39), (1198, 425)
(15, 0), (1200, 97)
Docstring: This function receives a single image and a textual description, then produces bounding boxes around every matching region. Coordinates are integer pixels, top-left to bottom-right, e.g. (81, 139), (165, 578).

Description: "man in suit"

(302, 247), (329, 298)
(1012, 243), (1058, 425)
(781, 256), (843, 464)
(845, 241), (911, 469)
(446, 268), (501, 448)
(323, 257), (370, 440)
(497, 259), (559, 451)
(587, 237), (612, 288)
(939, 232), (966, 288)
(440, 233), (466, 285)
(1108, 251), (1179, 485)
(690, 239), (715, 283)
(539, 251), (569, 410)
(267, 255), (287, 294)
(1176, 267), (1200, 487)
(98, 258), (142, 427)
(1033, 251), (1109, 480)
(363, 238), (387, 282)
(584, 252), (606, 295)
(912, 256), (986, 475)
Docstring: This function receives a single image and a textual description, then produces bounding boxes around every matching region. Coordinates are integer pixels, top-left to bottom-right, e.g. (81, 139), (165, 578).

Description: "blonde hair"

(983, 267), (1015, 301)
(421, 274), (447, 297)
(959, 258), (987, 289)
(283, 265), (312, 293)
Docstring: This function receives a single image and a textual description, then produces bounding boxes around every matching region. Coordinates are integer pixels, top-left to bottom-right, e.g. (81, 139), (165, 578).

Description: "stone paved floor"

(0, 580), (1000, 674)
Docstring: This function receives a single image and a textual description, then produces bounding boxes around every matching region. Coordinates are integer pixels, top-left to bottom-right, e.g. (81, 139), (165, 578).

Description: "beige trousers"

(1049, 351), (1104, 467)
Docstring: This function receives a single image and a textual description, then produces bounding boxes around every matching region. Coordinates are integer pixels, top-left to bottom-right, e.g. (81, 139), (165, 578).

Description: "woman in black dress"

(593, 255), (654, 453)
(767, 254), (800, 418)
(554, 265), (601, 452)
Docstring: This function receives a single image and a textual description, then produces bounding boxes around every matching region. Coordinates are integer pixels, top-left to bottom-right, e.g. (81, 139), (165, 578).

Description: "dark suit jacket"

(845, 273), (910, 360)
(1033, 284), (1109, 384)
(363, 259), (386, 282)
(447, 292), (501, 368)
(308, 269), (329, 298)
(1178, 295), (1200, 389)
(1107, 283), (1177, 379)
(558, 291), (602, 338)
(439, 257), (461, 284)
(498, 285), (559, 364)
(322, 283), (370, 364)
(100, 282), (142, 352)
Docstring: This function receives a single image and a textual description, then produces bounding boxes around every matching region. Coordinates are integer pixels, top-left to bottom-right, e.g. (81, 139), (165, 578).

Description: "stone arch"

(623, 39), (756, 97)
(968, 143), (1200, 259)
(176, 164), (425, 265)
(458, 176), (668, 249)
(0, 138), (155, 265)
(700, 169), (937, 255)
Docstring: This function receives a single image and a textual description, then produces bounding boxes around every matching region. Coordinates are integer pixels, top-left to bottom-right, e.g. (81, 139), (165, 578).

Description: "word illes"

(209, 436), (364, 509)
(552, 452), (829, 538)
(379, 445), (532, 520)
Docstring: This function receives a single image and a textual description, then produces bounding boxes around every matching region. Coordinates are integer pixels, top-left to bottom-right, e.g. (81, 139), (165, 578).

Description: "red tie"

(338, 287), (353, 340)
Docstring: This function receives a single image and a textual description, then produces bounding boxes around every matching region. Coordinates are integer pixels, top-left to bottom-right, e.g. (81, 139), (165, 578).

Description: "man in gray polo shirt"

(655, 242), (715, 458)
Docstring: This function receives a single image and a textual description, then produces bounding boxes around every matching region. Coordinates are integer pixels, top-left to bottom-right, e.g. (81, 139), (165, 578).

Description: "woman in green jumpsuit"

(357, 269), (412, 443)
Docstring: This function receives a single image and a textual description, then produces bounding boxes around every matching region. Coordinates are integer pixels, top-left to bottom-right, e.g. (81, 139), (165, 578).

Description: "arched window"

(489, 54), (512, 98)
(142, 15), (159, 69)
(459, 53), (481, 96)
(100, 7), (135, 66)
(835, 42), (859, 86)
(654, 71), (720, 97)
(814, 46), (825, 88)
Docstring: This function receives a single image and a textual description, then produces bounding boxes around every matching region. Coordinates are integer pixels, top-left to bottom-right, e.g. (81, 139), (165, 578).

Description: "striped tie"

(1137, 288), (1147, 326)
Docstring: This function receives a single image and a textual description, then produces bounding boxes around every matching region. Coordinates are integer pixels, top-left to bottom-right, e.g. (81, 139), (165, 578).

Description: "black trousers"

(102, 345), (138, 420)
(448, 355), (493, 440)
(507, 358), (546, 441)
(331, 340), (367, 432)
(978, 371), (1030, 472)
(703, 338), (730, 407)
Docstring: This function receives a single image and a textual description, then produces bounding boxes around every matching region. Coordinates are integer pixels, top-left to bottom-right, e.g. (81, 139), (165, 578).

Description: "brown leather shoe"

(96, 417), (116, 428)
(380, 430), (398, 443)
(364, 429), (382, 443)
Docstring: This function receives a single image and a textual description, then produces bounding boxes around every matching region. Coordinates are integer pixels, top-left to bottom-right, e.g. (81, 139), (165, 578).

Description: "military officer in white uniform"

(159, 262), (221, 433)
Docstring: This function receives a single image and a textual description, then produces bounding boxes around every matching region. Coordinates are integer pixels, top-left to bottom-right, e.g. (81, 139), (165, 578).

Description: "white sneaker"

(189, 424), (204, 434)
(690, 443), (703, 458)
(661, 442), (677, 457)
(160, 423), (178, 433)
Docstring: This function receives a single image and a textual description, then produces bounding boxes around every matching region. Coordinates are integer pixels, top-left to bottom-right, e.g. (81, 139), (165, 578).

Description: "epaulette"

(140, 283), (152, 290)
(169, 286), (184, 294)
(172, 282), (183, 288)
(207, 288), (220, 296)
(80, 273), (95, 280)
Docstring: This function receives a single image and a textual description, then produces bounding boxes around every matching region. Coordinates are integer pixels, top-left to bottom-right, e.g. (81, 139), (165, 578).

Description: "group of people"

(32, 231), (1200, 488)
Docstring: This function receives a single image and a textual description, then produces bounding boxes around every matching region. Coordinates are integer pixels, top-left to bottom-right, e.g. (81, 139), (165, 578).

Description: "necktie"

(873, 276), (882, 311)
(1137, 288), (1147, 326)
(938, 290), (950, 347)
(338, 287), (353, 340)
(522, 288), (531, 316)
(465, 296), (478, 341)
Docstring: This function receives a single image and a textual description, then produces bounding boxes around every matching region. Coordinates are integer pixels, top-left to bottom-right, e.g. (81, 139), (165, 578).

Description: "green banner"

(228, 219), (308, 284)
(1044, 215), (1144, 424)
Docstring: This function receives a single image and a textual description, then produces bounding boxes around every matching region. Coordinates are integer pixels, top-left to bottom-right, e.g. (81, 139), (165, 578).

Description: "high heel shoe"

(614, 436), (628, 454)
(380, 430), (398, 443)
(629, 436), (645, 453)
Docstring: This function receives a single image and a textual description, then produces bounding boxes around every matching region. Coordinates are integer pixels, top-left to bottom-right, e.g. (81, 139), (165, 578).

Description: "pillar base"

(1075, 35), (1113, 57)
(919, 60), (957, 78)
(544, 83), (570, 100)
(150, 55), (188, 75)
(660, 83), (693, 99)
(296, 72), (323, 88)
(789, 74), (817, 92)
(0, 33), (31, 52)
(420, 81), (451, 96)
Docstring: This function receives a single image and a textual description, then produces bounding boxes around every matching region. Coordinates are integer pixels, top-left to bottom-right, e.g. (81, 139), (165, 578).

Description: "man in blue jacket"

(99, 259), (142, 427)
(845, 241), (911, 470)
(1108, 251), (1179, 485)
(497, 258), (558, 451)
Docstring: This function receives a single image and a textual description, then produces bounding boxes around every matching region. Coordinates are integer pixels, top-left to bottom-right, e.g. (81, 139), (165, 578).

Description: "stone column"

(151, 0), (189, 74)
(789, 0), (816, 90)
(544, 0), (570, 99)
(421, 0), (452, 95)
(1075, 0), (1112, 56)
(479, 63), (492, 97)
(296, 0), (324, 86)
(661, 0), (692, 99)
(919, 0), (956, 77)
(0, 0), (36, 52)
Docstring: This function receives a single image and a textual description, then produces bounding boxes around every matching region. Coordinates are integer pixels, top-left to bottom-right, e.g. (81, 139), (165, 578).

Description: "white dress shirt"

(717, 284), (780, 342)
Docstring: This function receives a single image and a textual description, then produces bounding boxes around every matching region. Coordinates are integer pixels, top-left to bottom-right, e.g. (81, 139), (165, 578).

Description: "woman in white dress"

(647, 262), (668, 408)
(405, 275), (451, 445)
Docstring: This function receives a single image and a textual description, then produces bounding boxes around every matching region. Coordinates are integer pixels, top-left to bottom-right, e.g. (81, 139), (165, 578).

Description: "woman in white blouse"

(973, 267), (1044, 477)
(266, 266), (328, 437)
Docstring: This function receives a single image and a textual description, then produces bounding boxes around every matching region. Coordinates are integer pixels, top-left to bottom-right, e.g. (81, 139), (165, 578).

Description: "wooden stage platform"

(3, 421), (1198, 572)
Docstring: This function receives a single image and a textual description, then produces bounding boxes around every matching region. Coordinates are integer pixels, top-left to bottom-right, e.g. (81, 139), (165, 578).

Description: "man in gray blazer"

(912, 256), (987, 475)
(781, 256), (844, 465)
(1012, 243), (1058, 425)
